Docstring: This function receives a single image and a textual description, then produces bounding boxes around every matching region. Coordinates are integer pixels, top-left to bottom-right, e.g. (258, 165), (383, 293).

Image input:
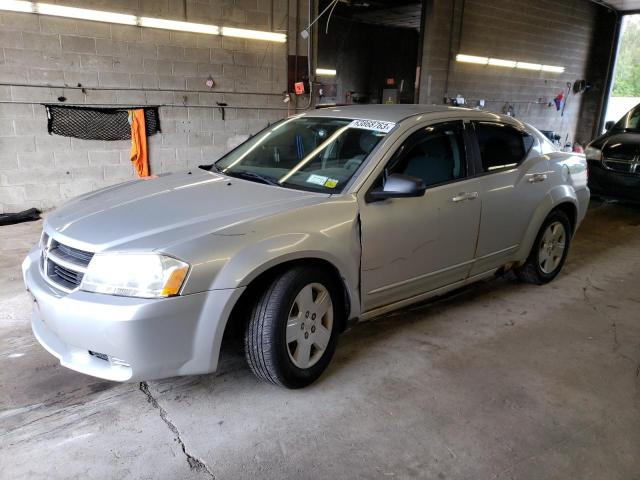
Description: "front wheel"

(515, 210), (572, 285)
(244, 266), (341, 388)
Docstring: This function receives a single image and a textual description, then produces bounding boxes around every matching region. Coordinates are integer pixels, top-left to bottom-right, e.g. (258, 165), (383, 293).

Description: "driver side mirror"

(366, 173), (426, 203)
(604, 120), (615, 131)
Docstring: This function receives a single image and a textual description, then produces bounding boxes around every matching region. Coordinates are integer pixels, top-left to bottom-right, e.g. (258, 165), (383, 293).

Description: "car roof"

(302, 104), (519, 125)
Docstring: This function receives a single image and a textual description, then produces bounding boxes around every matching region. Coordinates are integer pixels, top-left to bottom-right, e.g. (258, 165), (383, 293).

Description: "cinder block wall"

(0, 0), (299, 213)
(419, 0), (617, 145)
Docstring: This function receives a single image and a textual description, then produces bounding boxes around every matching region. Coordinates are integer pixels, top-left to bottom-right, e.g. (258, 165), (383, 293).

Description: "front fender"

(213, 227), (361, 319)
(170, 196), (362, 317)
(514, 185), (579, 262)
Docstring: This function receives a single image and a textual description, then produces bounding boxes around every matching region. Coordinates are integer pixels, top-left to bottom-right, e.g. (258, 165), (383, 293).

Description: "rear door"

(358, 120), (483, 311)
(468, 121), (550, 274)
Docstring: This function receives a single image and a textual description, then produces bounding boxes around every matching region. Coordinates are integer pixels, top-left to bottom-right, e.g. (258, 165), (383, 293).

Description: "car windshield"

(207, 116), (393, 193)
(614, 104), (640, 132)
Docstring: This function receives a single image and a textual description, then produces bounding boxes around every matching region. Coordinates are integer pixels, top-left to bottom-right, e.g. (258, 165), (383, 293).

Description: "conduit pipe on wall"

(0, 100), (292, 111)
(0, 82), (285, 97)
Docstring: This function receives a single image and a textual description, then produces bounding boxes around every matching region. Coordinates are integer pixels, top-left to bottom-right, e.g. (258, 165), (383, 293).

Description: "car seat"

(403, 136), (454, 186)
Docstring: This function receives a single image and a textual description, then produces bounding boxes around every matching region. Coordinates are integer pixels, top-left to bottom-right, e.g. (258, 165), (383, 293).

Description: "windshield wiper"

(198, 162), (220, 172)
(224, 170), (279, 186)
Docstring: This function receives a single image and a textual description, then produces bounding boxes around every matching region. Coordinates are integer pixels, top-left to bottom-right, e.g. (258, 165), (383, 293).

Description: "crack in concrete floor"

(3, 199), (640, 479)
(139, 381), (215, 479)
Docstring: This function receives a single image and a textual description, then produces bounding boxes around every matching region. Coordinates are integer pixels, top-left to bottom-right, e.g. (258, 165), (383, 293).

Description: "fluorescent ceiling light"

(0, 2), (286, 42)
(316, 68), (337, 76)
(139, 17), (218, 34)
(457, 53), (564, 74)
(489, 58), (517, 68)
(542, 65), (565, 73)
(36, 3), (137, 25)
(0, 0), (32, 12)
(516, 62), (543, 71)
(488, 163), (517, 170)
(456, 54), (489, 65)
(221, 26), (286, 42)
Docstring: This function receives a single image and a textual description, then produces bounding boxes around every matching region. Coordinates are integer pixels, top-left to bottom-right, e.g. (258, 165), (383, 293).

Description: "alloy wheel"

(286, 283), (334, 369)
(538, 221), (566, 274)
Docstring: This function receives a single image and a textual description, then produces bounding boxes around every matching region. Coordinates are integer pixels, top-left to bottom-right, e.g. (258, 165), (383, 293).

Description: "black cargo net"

(45, 105), (161, 141)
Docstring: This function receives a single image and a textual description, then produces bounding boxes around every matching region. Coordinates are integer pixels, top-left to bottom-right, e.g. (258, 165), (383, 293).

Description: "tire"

(244, 266), (342, 388)
(515, 210), (572, 285)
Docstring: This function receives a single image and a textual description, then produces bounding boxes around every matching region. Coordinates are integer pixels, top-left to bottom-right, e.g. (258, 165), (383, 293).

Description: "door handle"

(528, 173), (548, 183)
(452, 193), (468, 202)
(451, 192), (478, 202)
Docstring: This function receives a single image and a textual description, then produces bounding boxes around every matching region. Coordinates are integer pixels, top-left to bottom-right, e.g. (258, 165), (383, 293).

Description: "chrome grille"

(41, 235), (94, 292)
(603, 155), (640, 175)
(39, 232), (49, 270)
(47, 260), (80, 289)
(51, 240), (94, 266)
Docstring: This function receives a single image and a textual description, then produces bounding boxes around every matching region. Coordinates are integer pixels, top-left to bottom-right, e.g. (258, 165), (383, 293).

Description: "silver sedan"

(22, 105), (589, 388)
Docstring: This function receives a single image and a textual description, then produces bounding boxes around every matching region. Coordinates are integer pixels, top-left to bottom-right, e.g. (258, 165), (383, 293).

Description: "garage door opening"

(315, 0), (423, 106)
(603, 14), (640, 130)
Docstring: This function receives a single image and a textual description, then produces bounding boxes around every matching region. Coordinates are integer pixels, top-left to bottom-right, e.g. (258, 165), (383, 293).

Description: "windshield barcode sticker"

(349, 119), (395, 133)
(307, 174), (328, 186)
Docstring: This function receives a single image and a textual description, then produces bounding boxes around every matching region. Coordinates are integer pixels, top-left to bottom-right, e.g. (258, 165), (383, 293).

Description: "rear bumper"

(575, 186), (590, 229)
(588, 160), (640, 201)
(22, 247), (244, 382)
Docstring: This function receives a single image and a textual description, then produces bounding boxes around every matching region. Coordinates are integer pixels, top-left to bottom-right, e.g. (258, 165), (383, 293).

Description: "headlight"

(584, 146), (602, 161)
(81, 253), (189, 298)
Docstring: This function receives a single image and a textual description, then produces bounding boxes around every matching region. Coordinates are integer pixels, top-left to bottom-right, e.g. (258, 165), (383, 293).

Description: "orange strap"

(129, 109), (149, 178)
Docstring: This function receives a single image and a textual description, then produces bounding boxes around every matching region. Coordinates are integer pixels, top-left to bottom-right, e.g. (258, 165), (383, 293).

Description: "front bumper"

(588, 160), (640, 201)
(22, 248), (244, 382)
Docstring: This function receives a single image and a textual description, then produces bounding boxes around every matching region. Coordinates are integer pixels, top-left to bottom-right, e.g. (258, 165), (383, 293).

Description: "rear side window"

(474, 122), (532, 172)
(539, 135), (557, 155)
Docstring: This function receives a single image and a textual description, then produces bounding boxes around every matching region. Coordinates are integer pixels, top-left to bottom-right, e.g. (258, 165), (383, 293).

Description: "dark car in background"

(586, 103), (640, 201)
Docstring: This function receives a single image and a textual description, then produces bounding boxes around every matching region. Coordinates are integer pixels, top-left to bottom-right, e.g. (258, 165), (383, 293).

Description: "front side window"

(474, 122), (532, 172)
(210, 116), (392, 193)
(614, 104), (640, 131)
(384, 121), (467, 188)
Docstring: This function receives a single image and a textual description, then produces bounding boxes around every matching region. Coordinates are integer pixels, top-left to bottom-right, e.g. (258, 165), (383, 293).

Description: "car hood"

(45, 169), (328, 252)
(590, 131), (640, 155)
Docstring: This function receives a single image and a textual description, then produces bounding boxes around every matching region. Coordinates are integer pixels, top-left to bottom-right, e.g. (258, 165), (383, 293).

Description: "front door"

(358, 121), (482, 311)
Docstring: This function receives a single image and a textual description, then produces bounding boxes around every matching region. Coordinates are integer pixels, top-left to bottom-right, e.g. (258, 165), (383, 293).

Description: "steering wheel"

(344, 156), (364, 171)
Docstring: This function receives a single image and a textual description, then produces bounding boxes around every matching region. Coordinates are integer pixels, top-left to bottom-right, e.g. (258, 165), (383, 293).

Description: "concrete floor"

(1, 200), (639, 480)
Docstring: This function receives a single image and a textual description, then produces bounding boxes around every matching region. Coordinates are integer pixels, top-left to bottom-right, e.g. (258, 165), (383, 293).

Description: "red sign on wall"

(294, 82), (305, 95)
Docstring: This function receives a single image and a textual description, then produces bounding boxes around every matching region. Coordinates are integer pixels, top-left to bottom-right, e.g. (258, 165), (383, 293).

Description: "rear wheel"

(515, 210), (572, 285)
(244, 266), (341, 388)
